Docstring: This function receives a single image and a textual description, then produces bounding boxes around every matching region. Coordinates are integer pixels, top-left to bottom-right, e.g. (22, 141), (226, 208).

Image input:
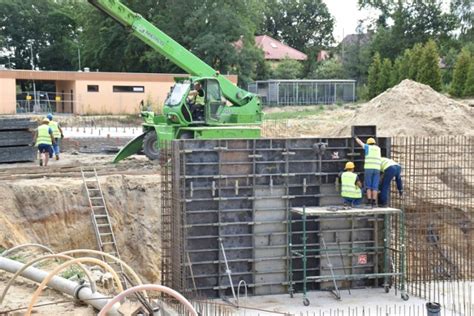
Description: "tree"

(450, 0), (474, 44)
(398, 49), (411, 82)
(367, 52), (382, 98)
(261, 0), (334, 52)
(417, 40), (442, 91)
(450, 48), (471, 97)
(391, 57), (402, 86)
(340, 22), (373, 83)
(408, 43), (424, 80)
(0, 0), (79, 70)
(272, 58), (303, 79)
(308, 59), (345, 79)
(463, 59), (474, 97)
(378, 58), (392, 92)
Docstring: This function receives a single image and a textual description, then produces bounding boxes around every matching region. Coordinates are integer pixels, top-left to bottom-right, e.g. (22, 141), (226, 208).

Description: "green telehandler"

(88, 0), (263, 163)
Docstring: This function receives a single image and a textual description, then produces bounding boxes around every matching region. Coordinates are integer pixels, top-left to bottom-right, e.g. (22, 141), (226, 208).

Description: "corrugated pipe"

(0, 256), (119, 315)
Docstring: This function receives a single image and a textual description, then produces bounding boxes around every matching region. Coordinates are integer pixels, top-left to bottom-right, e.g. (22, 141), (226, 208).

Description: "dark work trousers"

(379, 165), (403, 205)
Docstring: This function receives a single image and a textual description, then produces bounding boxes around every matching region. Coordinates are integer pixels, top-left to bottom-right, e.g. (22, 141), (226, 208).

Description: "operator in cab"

(187, 82), (205, 121)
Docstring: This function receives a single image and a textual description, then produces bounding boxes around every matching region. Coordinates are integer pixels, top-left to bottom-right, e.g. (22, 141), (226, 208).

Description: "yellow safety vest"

(380, 157), (398, 172)
(36, 125), (52, 146)
(195, 91), (205, 106)
(49, 120), (61, 138)
(341, 171), (362, 199)
(364, 145), (381, 170)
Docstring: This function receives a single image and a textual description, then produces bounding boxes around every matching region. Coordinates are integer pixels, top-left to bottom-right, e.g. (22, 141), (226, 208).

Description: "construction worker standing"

(355, 136), (381, 207)
(34, 118), (55, 167)
(339, 161), (363, 207)
(379, 157), (403, 206)
(47, 113), (64, 160)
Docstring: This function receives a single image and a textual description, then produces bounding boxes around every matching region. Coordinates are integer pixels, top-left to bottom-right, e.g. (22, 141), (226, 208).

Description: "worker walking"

(379, 157), (403, 206)
(355, 136), (381, 207)
(34, 118), (55, 167)
(339, 161), (363, 207)
(47, 113), (64, 160)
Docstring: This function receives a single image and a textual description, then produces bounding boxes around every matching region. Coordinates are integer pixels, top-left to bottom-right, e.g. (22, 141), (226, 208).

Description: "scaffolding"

(247, 79), (356, 106)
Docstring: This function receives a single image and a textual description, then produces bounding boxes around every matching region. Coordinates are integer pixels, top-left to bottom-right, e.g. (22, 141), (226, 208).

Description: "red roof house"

(255, 35), (307, 61)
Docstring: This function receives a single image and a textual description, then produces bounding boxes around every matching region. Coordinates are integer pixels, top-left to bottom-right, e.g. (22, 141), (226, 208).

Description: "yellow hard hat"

(367, 137), (376, 144)
(345, 161), (355, 170)
(42, 117), (50, 123)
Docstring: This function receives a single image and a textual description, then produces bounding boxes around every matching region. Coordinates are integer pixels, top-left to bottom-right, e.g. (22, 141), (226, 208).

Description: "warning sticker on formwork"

(358, 254), (368, 265)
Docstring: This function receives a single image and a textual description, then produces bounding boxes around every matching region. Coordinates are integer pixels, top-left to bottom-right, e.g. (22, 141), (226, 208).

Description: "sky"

(322, 0), (380, 43)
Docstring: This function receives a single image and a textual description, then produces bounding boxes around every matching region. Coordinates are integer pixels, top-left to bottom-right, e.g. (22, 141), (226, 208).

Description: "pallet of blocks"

(0, 117), (37, 163)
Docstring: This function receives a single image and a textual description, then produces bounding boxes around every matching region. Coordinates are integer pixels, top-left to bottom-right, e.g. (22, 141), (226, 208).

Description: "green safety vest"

(49, 120), (61, 138)
(195, 91), (205, 106)
(341, 171), (362, 199)
(380, 157), (398, 172)
(36, 125), (52, 146)
(364, 144), (381, 170)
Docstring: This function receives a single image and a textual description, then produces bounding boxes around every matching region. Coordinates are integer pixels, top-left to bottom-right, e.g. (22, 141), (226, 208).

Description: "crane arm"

(88, 0), (253, 106)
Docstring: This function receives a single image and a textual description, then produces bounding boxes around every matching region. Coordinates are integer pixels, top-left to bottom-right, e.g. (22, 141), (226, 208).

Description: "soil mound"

(335, 80), (474, 136)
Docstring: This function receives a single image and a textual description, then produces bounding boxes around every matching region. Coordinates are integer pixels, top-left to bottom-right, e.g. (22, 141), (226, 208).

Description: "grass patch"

(263, 107), (325, 120)
(60, 266), (86, 279)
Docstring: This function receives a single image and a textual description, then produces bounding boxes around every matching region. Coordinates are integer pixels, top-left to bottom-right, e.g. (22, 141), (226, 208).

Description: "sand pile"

(335, 80), (474, 137)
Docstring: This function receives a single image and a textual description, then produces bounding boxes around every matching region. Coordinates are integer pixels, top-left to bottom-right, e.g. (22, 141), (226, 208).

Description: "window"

(164, 83), (190, 107)
(87, 85), (99, 92)
(113, 85), (145, 93)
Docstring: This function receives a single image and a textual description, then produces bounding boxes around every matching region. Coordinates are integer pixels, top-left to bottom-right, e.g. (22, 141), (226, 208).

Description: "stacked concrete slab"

(162, 132), (394, 298)
(0, 118), (37, 163)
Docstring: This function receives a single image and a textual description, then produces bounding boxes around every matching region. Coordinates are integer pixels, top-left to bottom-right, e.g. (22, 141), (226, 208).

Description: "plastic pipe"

(26, 257), (123, 316)
(0, 256), (118, 314)
(0, 254), (96, 305)
(98, 284), (198, 316)
(1, 243), (55, 257)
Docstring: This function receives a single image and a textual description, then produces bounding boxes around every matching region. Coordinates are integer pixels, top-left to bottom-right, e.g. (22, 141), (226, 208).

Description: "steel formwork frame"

(162, 137), (391, 298)
(287, 206), (408, 306)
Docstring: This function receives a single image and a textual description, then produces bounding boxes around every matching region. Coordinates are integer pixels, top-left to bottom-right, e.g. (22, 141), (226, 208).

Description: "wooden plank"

(291, 206), (401, 216)
(0, 131), (34, 147)
(0, 146), (36, 163)
(0, 118), (37, 131)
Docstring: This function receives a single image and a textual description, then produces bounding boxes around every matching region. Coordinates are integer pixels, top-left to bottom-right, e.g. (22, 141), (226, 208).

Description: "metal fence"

(16, 91), (75, 113)
(248, 80), (356, 106)
(391, 136), (474, 315)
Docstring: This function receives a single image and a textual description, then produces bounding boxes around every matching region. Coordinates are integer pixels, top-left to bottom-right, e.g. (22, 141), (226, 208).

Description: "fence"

(248, 80), (356, 106)
(16, 91), (75, 114)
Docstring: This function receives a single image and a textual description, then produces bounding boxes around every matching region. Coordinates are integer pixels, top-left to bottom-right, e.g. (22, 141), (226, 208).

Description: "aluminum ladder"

(81, 167), (123, 271)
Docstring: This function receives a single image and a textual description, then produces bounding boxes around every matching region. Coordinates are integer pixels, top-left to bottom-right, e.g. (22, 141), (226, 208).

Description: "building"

(255, 35), (307, 67)
(0, 69), (237, 115)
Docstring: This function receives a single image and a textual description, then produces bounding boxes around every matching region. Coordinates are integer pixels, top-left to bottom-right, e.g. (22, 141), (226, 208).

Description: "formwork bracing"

(161, 136), (400, 299)
(391, 136), (474, 314)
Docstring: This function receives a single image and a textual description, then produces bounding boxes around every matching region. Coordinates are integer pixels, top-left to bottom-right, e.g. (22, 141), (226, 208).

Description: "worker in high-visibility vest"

(34, 117), (55, 167)
(355, 136), (381, 207)
(339, 161), (363, 207)
(187, 81), (205, 121)
(47, 113), (64, 160)
(379, 157), (403, 206)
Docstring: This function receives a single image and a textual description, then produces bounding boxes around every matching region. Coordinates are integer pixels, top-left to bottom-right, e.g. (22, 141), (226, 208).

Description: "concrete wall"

(0, 78), (17, 114)
(75, 80), (171, 115)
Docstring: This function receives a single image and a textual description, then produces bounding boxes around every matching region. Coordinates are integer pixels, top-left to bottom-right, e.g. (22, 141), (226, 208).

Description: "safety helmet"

(47, 113), (53, 120)
(42, 117), (50, 123)
(367, 137), (376, 144)
(345, 161), (355, 170)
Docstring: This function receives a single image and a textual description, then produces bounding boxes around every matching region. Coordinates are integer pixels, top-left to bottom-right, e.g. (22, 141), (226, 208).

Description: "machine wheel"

(179, 131), (194, 139)
(401, 293), (409, 301)
(143, 131), (160, 160)
(303, 298), (310, 306)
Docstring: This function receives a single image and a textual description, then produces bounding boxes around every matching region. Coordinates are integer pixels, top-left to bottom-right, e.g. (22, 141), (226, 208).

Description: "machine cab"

(163, 78), (225, 126)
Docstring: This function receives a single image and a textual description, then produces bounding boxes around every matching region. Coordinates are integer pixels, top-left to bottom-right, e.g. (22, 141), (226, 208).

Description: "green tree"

(378, 58), (393, 92)
(417, 40), (442, 91)
(398, 49), (411, 82)
(408, 43), (424, 80)
(261, 0), (334, 52)
(367, 52), (382, 98)
(450, 48), (471, 97)
(272, 58), (303, 79)
(0, 0), (79, 70)
(308, 59), (346, 79)
(450, 0), (474, 44)
(463, 59), (474, 97)
(340, 22), (373, 83)
(391, 57), (402, 86)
